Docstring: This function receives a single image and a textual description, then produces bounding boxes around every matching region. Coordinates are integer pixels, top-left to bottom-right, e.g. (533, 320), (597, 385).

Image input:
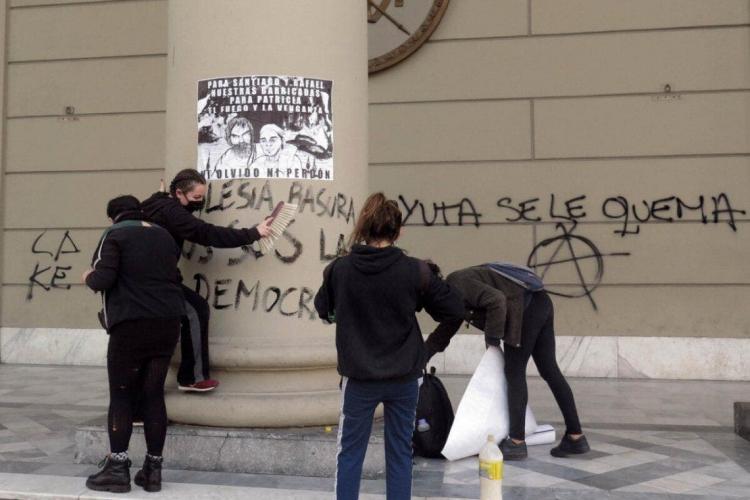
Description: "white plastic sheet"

(442, 346), (539, 461)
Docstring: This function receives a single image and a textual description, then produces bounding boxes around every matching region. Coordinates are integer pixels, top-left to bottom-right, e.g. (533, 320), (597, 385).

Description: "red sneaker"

(178, 379), (220, 392)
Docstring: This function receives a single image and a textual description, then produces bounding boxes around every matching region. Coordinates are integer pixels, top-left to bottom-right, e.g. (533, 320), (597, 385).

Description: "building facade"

(0, 0), (748, 382)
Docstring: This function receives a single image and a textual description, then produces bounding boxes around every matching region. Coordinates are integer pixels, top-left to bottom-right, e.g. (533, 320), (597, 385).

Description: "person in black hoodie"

(83, 195), (184, 493)
(141, 169), (272, 392)
(429, 264), (589, 461)
(315, 193), (464, 500)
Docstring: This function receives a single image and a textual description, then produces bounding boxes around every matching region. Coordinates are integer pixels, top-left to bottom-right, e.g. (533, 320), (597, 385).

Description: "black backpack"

(412, 366), (454, 458)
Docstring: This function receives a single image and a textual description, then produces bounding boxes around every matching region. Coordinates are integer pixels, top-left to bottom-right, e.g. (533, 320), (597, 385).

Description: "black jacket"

(141, 192), (261, 253)
(314, 245), (464, 382)
(86, 216), (185, 330)
(445, 266), (526, 348)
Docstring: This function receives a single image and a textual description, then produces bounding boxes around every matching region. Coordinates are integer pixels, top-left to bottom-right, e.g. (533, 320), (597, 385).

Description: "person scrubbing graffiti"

(428, 263), (590, 460)
(141, 169), (273, 392)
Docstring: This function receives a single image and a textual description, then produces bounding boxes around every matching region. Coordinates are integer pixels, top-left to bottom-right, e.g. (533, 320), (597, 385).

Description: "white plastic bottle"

(479, 434), (503, 500)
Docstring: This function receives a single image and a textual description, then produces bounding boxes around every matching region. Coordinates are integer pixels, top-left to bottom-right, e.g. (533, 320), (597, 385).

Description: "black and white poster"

(197, 75), (334, 181)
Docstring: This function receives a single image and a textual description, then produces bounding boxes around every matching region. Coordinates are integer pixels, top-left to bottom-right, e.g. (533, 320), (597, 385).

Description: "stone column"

(164, 0), (367, 427)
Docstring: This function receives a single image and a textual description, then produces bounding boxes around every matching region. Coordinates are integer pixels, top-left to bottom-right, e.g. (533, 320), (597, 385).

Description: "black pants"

(107, 318), (180, 455)
(177, 284), (211, 386)
(504, 291), (582, 440)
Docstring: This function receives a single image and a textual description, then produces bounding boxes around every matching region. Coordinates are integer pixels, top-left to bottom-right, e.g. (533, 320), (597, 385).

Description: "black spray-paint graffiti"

(320, 229), (347, 260)
(184, 181), (355, 314)
(183, 221), (344, 267)
(203, 179), (355, 223)
(497, 194), (586, 223)
(398, 191), (746, 311)
(528, 222), (630, 311)
(182, 218), (305, 266)
(193, 273), (318, 320)
(600, 193), (745, 236)
(399, 195), (482, 227)
(495, 193), (746, 235)
(27, 230), (80, 300)
(184, 180), (353, 268)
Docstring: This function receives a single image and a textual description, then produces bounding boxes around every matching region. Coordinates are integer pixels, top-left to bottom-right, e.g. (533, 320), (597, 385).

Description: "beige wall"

(1, 0), (748, 344)
(2, 0), (166, 328)
(369, 0), (750, 339)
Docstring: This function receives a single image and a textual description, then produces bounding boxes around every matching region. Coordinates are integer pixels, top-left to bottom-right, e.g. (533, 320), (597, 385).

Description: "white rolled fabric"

(442, 346), (540, 461)
(526, 424), (557, 446)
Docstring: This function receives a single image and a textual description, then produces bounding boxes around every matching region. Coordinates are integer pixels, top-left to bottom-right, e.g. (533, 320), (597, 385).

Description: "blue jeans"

(335, 377), (419, 500)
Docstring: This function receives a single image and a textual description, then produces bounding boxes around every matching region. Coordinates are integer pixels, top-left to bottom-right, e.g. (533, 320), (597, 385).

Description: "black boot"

(551, 433), (590, 457)
(134, 455), (162, 492)
(85, 456), (131, 493)
(499, 437), (528, 460)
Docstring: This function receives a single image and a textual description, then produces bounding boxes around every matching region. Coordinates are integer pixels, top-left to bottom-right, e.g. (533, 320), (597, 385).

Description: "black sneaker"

(551, 434), (590, 458)
(85, 456), (131, 493)
(499, 437), (528, 460)
(134, 455), (163, 492)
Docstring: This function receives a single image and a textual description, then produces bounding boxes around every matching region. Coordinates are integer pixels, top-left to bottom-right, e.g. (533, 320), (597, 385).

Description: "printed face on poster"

(197, 75), (334, 181)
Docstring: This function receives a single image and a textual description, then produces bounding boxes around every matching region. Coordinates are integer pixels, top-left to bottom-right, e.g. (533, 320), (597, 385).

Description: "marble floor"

(0, 364), (748, 499)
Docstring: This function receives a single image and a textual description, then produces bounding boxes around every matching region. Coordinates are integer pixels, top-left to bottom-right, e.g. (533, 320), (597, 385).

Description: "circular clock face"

(367, 0), (450, 74)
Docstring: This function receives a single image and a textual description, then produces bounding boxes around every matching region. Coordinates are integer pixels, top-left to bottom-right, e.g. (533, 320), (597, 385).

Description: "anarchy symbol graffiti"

(527, 222), (630, 311)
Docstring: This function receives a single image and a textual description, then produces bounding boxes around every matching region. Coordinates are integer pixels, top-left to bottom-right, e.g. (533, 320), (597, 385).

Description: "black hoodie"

(314, 245), (464, 382)
(140, 192), (261, 254)
(86, 214), (185, 330)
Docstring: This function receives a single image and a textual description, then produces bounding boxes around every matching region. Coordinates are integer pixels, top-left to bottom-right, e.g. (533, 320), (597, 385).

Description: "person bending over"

(429, 263), (590, 460)
(84, 195), (184, 493)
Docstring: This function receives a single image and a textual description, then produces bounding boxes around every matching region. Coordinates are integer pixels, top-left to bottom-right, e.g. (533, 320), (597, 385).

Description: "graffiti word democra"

(194, 274), (317, 320)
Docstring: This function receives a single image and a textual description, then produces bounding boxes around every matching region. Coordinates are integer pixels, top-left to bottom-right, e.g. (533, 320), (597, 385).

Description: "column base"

(165, 388), (342, 428)
(75, 421), (386, 478)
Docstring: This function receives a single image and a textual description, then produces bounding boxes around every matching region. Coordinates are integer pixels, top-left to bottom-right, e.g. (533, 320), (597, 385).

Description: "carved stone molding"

(368, 0), (450, 74)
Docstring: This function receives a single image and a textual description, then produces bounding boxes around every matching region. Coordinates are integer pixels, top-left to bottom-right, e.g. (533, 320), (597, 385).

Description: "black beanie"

(107, 195), (141, 220)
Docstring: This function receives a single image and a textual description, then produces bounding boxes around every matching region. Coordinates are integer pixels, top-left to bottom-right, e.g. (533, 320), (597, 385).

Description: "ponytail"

(347, 192), (403, 249)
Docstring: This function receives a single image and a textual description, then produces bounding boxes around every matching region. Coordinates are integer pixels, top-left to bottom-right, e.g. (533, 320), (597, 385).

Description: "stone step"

(75, 422), (387, 478)
(0, 472), (464, 499)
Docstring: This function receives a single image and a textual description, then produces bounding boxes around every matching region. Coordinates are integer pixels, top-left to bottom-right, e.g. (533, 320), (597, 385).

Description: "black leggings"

(177, 285), (211, 386)
(504, 291), (582, 440)
(107, 318), (180, 455)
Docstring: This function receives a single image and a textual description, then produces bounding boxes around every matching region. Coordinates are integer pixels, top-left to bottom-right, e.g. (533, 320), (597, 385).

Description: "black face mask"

(186, 200), (205, 213)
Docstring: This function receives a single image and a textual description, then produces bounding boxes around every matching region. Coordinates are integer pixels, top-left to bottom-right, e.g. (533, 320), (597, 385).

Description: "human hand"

(256, 217), (272, 238)
(485, 336), (501, 350)
(81, 268), (93, 283)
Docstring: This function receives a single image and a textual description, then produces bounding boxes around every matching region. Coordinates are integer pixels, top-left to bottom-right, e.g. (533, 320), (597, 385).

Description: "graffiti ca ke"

(27, 230), (80, 300)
